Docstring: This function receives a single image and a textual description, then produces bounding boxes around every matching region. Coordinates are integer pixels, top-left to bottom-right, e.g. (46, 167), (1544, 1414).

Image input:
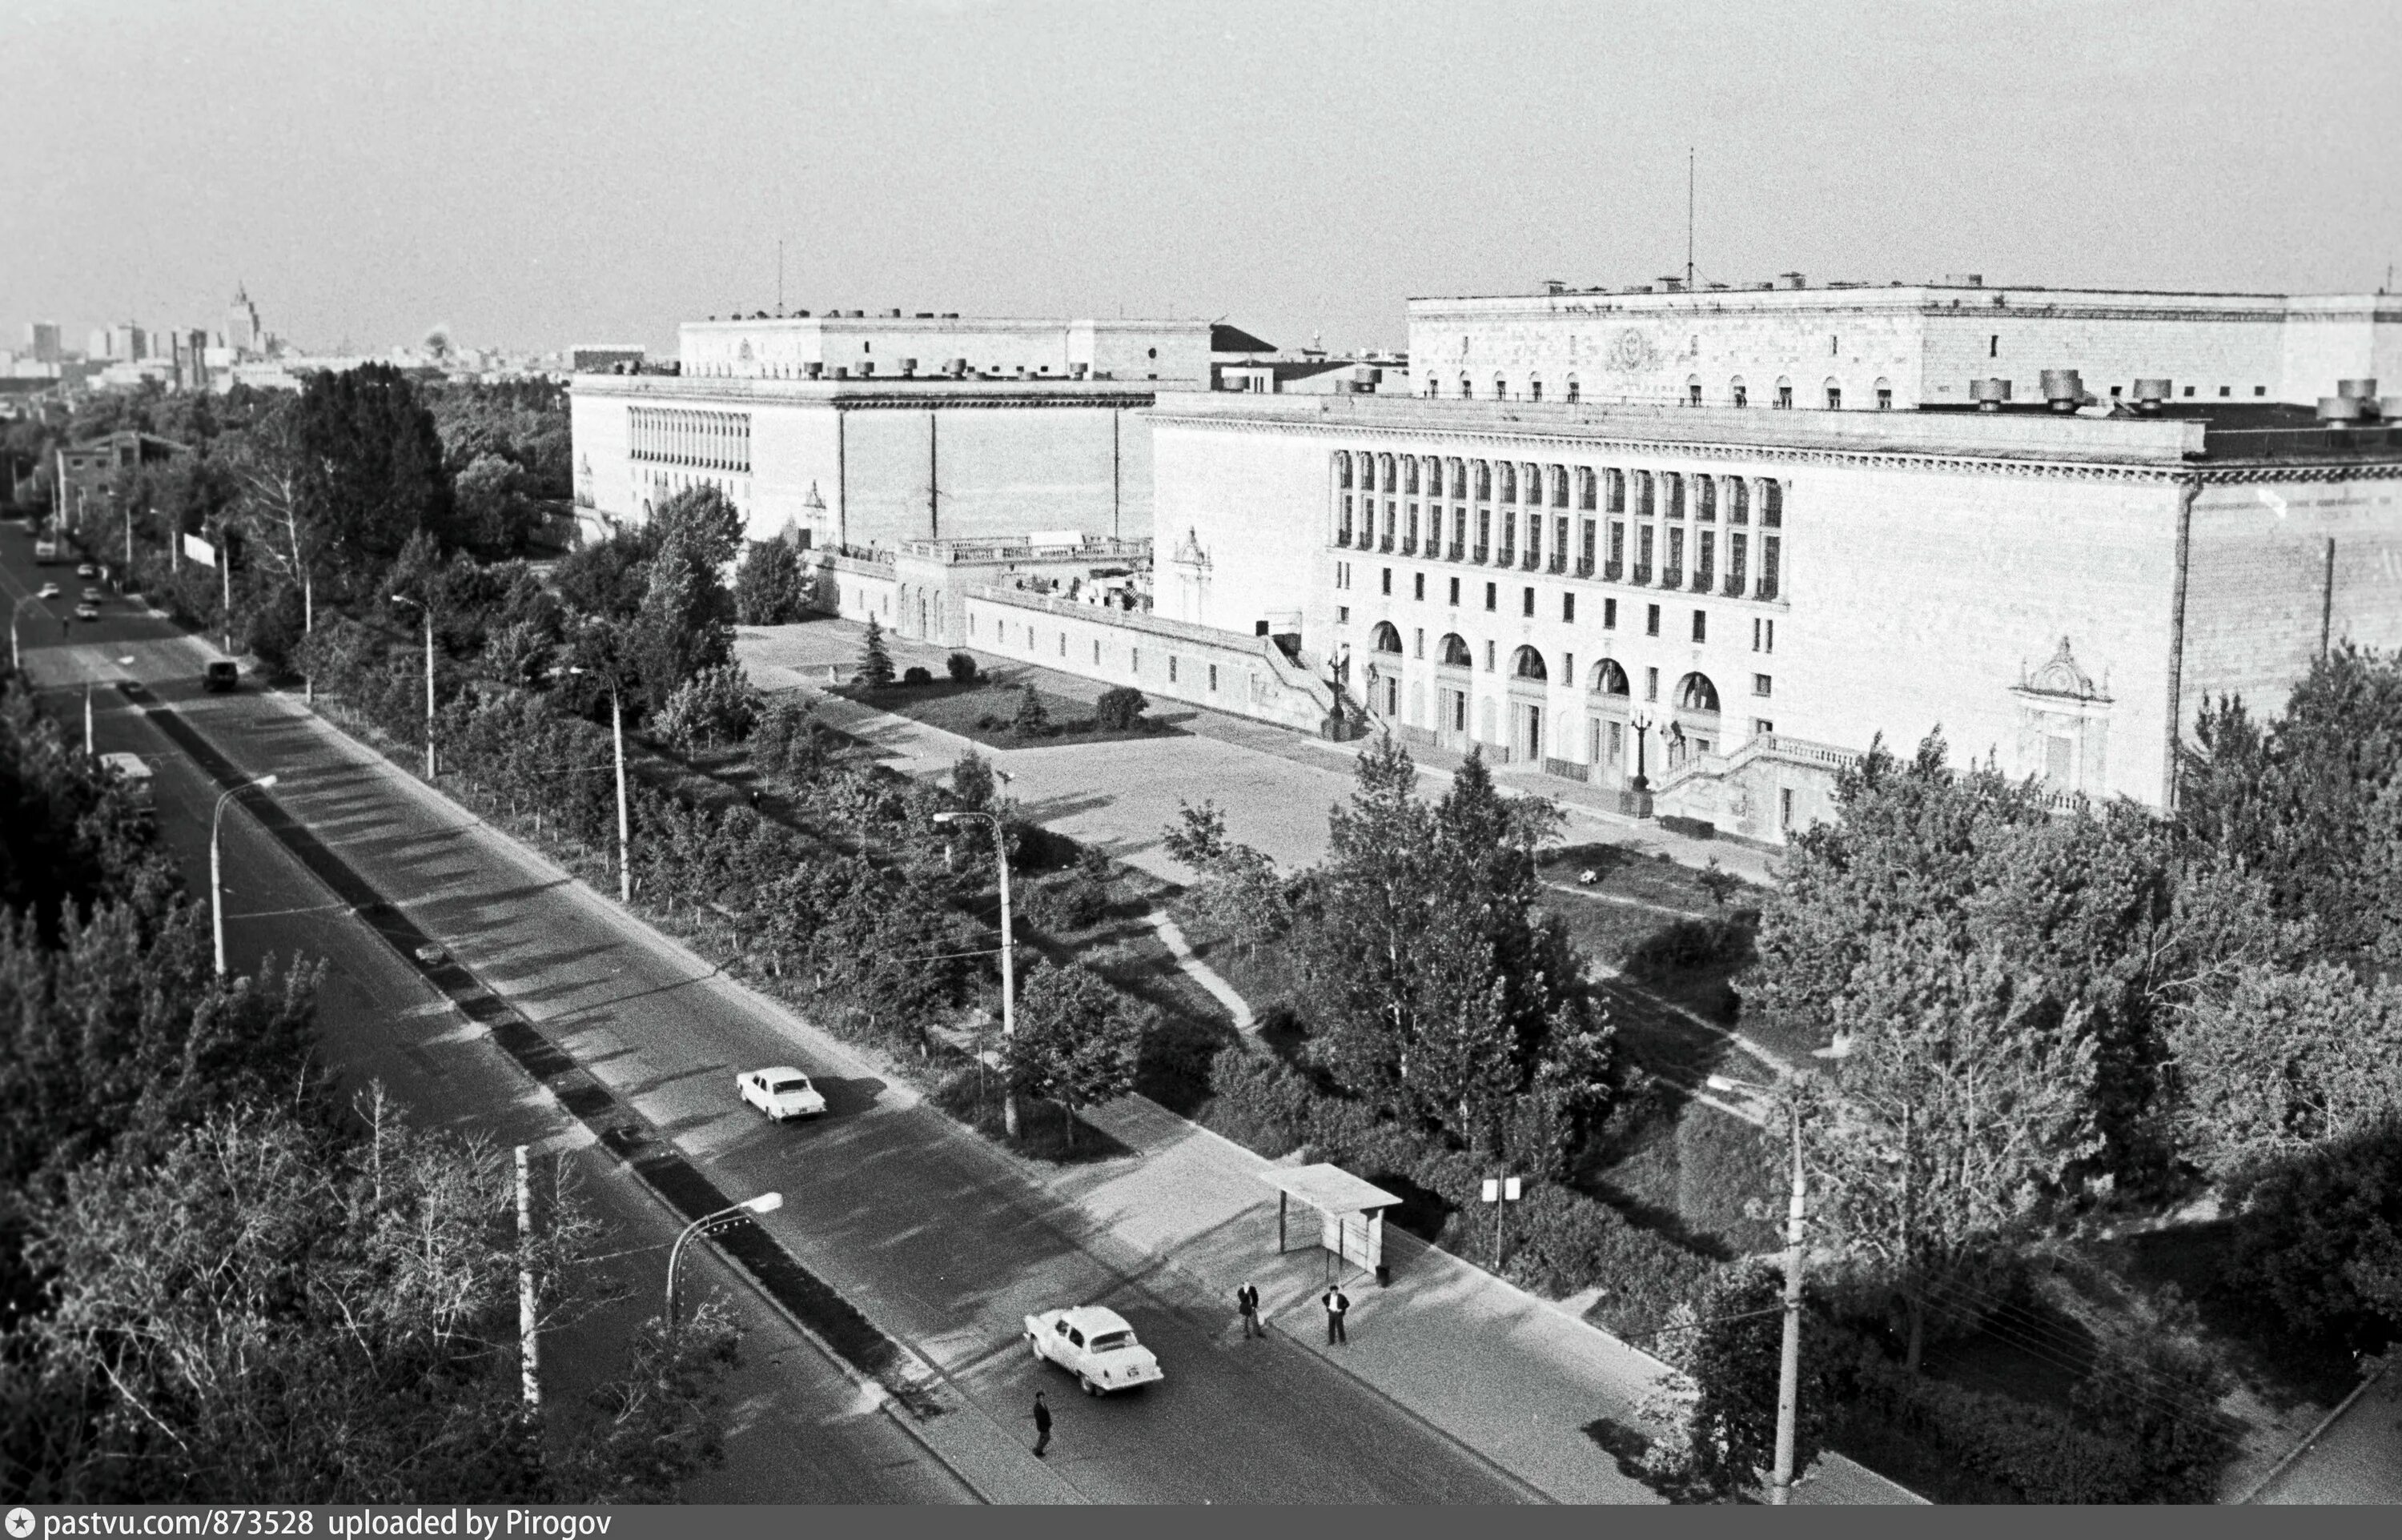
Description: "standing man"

(1030, 1390), (1052, 1458)
(1321, 1282), (1350, 1345)
(1236, 1281), (1262, 1339)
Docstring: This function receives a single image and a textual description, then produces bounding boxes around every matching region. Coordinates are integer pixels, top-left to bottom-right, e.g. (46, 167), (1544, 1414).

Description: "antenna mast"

(777, 240), (785, 315)
(1686, 147), (1696, 291)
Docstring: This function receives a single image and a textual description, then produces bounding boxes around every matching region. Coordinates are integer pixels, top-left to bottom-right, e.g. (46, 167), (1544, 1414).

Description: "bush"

(2224, 1117), (2402, 1348)
(1843, 1344), (2151, 1503)
(902, 665), (933, 686)
(1011, 683), (1050, 736)
(946, 652), (978, 684)
(652, 663), (761, 752)
(1622, 913), (1755, 981)
(1203, 1048), (1313, 1157)
(1659, 815), (1715, 840)
(1135, 1011), (1235, 1116)
(1094, 686), (1149, 732)
(1493, 1184), (1721, 1339)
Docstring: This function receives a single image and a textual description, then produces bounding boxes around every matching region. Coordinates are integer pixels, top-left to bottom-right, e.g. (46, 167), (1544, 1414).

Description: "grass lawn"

(840, 673), (1186, 752)
(2083, 1221), (2360, 1410)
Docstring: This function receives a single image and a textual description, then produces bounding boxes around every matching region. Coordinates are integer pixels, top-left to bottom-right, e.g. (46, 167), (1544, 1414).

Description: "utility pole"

(1686, 146), (1697, 292)
(516, 1145), (540, 1411)
(1770, 1102), (1806, 1505)
(83, 681), (93, 756)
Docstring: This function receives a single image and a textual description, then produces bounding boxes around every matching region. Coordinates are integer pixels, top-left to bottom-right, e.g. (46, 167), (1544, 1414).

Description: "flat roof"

(1407, 285), (2400, 322)
(1261, 1163), (1404, 1214)
(570, 373), (1173, 404)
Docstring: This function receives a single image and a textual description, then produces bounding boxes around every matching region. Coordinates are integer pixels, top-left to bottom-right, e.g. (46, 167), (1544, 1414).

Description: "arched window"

(1605, 468), (1625, 513)
(1566, 376), (1581, 404)
(1450, 459), (1467, 499)
(1634, 471), (1655, 519)
(1459, 375), (1472, 399)
(1590, 658), (1630, 696)
(1551, 467), (1569, 509)
(1686, 374), (1703, 407)
(1371, 621), (1404, 654)
(1774, 375), (1793, 409)
(1824, 377), (1843, 410)
(1425, 455), (1443, 496)
(1696, 476), (1717, 522)
(1730, 375), (1748, 408)
(1761, 480), (1783, 527)
(1677, 672), (1721, 713)
(1728, 478), (1749, 524)
(1475, 461), (1492, 500)
(1577, 467), (1597, 511)
(1664, 473), (1685, 520)
(1498, 462), (1516, 503)
(1492, 375), (1508, 400)
(1336, 451), (1352, 488)
(1438, 632), (1473, 668)
(1512, 646), (1548, 682)
(1529, 376), (1543, 403)
(1379, 453), (1396, 492)
(1874, 375), (1893, 410)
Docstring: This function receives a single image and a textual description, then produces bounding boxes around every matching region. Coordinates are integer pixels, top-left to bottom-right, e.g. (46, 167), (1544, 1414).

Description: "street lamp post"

(935, 794), (1018, 1137)
(10, 593), (42, 672)
(211, 774), (279, 976)
(390, 595), (436, 778)
(1630, 710), (1654, 793)
(568, 665), (633, 904)
(1708, 1055), (1846, 1506)
(666, 1191), (782, 1326)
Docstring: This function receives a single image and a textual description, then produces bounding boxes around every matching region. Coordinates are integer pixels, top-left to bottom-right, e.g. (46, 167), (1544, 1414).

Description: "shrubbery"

(1094, 686), (1149, 732)
(946, 652), (978, 683)
(653, 663), (761, 752)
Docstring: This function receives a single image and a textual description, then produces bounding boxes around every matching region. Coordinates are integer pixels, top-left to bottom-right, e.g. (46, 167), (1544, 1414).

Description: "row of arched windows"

(1371, 622), (1723, 712)
(629, 407), (753, 472)
(1332, 450), (1785, 600)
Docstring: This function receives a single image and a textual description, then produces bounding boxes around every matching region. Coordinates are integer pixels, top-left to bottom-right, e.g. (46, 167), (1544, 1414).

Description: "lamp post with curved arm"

(390, 594), (436, 778)
(211, 774), (279, 976)
(934, 796), (1018, 1137)
(667, 1191), (781, 1326)
(10, 593), (43, 672)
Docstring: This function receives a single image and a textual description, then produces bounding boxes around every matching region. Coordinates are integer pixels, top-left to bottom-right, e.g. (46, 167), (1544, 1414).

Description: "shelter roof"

(1260, 1163), (1404, 1213)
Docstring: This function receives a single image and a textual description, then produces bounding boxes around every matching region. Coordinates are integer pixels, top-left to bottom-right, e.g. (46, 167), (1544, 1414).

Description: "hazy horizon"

(6, 0), (2398, 360)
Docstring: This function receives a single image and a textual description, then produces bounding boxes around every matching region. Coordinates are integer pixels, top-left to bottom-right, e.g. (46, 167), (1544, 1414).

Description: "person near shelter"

(1030, 1390), (1052, 1458)
(1321, 1283), (1349, 1345)
(1236, 1281), (1262, 1338)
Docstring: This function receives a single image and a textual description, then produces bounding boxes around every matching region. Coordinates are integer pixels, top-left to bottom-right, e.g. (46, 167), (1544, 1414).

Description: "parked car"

(36, 582), (59, 600)
(737, 1066), (827, 1121)
(72, 603), (98, 621)
(75, 562), (96, 579)
(1023, 1305), (1165, 1396)
(80, 586), (102, 602)
(96, 752), (155, 807)
(202, 660), (240, 692)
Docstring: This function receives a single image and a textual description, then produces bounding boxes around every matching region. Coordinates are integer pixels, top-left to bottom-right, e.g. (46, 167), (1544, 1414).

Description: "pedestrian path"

(1143, 909), (1255, 1032)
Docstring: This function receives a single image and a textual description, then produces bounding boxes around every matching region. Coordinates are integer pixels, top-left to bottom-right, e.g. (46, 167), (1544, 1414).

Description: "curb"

(2232, 1358), (2389, 1504)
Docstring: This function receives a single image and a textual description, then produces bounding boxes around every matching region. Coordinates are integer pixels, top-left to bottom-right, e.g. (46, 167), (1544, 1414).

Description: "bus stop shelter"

(1261, 1164), (1404, 1284)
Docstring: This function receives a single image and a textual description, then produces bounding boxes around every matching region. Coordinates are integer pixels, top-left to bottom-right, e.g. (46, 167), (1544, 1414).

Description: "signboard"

(183, 532), (216, 567)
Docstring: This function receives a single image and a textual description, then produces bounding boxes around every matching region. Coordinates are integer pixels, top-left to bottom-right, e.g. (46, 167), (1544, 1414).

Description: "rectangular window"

(1753, 617), (1774, 653)
(1484, 640), (1496, 672)
(1753, 718), (1774, 736)
(1781, 788), (1795, 829)
(1645, 666), (1660, 701)
(1692, 610), (1707, 644)
(1604, 597), (1617, 629)
(1413, 572), (1425, 600)
(1336, 607), (1349, 624)
(1638, 525), (1654, 570)
(1776, 383), (1793, 408)
(1413, 627), (1424, 658)
(1609, 521), (1625, 566)
(1059, 634), (1066, 656)
(1448, 576), (1460, 606)
(1381, 568), (1392, 596)
(2255, 385), (2267, 397)
(1826, 387), (1842, 410)
(1209, 664), (1219, 691)
(1877, 387), (1892, 410)
(1562, 592), (1576, 623)
(1646, 604), (1661, 637)
(1609, 721), (1623, 761)
(1484, 582), (1497, 612)
(1753, 673), (1772, 696)
(1581, 518), (1596, 570)
(1169, 656), (1179, 684)
(1990, 335), (1999, 358)
(1133, 647), (1141, 671)
(1667, 527), (1685, 575)
(1522, 587), (1535, 618)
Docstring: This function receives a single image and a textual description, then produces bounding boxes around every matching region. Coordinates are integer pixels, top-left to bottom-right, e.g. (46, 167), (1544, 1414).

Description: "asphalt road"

(2, 523), (1530, 1504)
(2, 525), (970, 1504)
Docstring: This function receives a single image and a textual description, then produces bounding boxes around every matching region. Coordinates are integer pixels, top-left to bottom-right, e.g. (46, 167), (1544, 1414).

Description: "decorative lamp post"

(567, 664), (633, 904)
(390, 595), (436, 778)
(667, 1191), (782, 1325)
(935, 791), (1019, 1137)
(211, 774), (279, 976)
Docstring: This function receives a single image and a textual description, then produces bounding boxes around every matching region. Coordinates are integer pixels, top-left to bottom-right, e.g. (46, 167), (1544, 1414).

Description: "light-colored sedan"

(737, 1066), (827, 1121)
(36, 583), (60, 600)
(73, 603), (98, 621)
(1023, 1305), (1165, 1396)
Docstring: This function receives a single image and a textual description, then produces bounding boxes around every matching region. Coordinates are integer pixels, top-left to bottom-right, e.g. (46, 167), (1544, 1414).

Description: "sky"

(6, 0), (2399, 359)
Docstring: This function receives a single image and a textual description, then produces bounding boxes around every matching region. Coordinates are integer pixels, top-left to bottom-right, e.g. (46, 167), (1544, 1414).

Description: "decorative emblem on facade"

(2016, 636), (2111, 702)
(738, 340), (754, 362)
(1605, 327), (1661, 375)
(1171, 526), (1210, 570)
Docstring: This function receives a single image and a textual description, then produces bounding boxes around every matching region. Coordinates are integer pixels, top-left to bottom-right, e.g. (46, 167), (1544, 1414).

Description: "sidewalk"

(2246, 1359), (2402, 1504)
(738, 617), (1781, 887)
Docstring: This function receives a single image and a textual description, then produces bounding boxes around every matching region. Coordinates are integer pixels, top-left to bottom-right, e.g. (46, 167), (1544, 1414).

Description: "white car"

(737, 1066), (827, 1121)
(36, 583), (59, 600)
(1023, 1305), (1165, 1396)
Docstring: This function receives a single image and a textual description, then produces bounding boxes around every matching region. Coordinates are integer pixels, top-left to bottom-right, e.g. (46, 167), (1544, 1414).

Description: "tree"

(2224, 1117), (2402, 1347)
(952, 749), (995, 812)
(946, 652), (978, 684)
(291, 363), (455, 594)
(1094, 686), (1148, 732)
(452, 453), (541, 557)
(2167, 960), (2402, 1181)
(732, 539), (809, 626)
(553, 523), (660, 625)
(1641, 1261), (1832, 1501)
(1006, 963), (1142, 1149)
(652, 664), (761, 752)
(855, 616), (894, 690)
(1010, 680), (1047, 734)
(625, 487), (742, 714)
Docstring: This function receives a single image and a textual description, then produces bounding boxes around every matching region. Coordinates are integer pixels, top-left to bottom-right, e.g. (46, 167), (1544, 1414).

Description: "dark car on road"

(202, 660), (240, 693)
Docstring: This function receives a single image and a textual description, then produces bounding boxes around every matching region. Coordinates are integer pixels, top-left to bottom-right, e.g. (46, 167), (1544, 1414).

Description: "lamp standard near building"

(666, 1192), (782, 1325)
(935, 792), (1018, 1137)
(1707, 1044), (1849, 1506)
(567, 664), (633, 904)
(211, 775), (279, 976)
(389, 594), (436, 778)
(10, 593), (42, 671)
(1630, 710), (1654, 792)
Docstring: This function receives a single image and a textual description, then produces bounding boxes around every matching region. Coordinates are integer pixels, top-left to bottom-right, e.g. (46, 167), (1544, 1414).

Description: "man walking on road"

(1236, 1281), (1262, 1339)
(1030, 1390), (1052, 1458)
(1321, 1283), (1349, 1345)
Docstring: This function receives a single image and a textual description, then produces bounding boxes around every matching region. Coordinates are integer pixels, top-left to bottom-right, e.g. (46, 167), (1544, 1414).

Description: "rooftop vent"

(2132, 378), (2172, 413)
(900, 358), (918, 376)
(2338, 378), (2380, 400)
(943, 358), (967, 377)
(1971, 377), (2013, 411)
(1543, 279), (1567, 295)
(2040, 369), (2085, 412)
(830, 365), (850, 379)
(915, 311), (935, 319)
(1776, 272), (1807, 290)
(886, 308), (902, 318)
(1070, 362), (1090, 379)
(1657, 276), (1686, 293)
(793, 309), (810, 318)
(942, 311), (960, 319)
(2319, 387), (2384, 423)
(1944, 273), (1985, 287)
(804, 361), (824, 379)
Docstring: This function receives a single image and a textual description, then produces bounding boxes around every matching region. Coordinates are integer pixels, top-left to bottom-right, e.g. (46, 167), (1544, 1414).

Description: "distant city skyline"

(5, 0), (2397, 360)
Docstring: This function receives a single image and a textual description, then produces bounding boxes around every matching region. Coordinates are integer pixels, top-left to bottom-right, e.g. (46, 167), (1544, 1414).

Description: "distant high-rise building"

(23, 322), (61, 363)
(109, 323), (149, 361)
(224, 284), (263, 356)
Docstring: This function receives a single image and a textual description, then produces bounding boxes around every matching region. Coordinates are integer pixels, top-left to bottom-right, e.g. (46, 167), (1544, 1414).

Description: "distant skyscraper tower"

(23, 322), (61, 362)
(224, 284), (263, 356)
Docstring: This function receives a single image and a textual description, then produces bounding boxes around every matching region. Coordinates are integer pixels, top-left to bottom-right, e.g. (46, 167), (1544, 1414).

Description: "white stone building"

(1412, 278), (2402, 413)
(568, 312), (1210, 548)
